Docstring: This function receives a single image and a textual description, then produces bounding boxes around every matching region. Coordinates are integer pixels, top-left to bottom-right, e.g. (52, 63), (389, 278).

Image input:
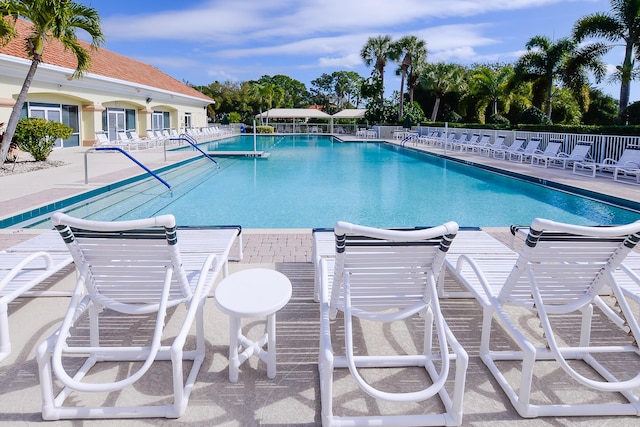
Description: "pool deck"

(1, 136), (640, 426)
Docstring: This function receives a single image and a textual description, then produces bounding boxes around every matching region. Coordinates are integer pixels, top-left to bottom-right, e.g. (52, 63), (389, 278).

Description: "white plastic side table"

(214, 268), (292, 382)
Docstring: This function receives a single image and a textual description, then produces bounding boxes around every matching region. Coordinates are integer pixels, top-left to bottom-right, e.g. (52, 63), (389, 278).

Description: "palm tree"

(573, 0), (640, 113)
(251, 82), (284, 126)
(470, 64), (516, 123)
(420, 63), (467, 122)
(392, 35), (427, 120)
(360, 35), (393, 105)
(513, 35), (606, 118)
(0, 0), (104, 166)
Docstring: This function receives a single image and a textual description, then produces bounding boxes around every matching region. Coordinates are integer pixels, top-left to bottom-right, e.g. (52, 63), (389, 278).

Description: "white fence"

(410, 126), (640, 164)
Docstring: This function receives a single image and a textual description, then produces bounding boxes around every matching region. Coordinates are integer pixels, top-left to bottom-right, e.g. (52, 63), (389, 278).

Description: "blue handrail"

(85, 147), (171, 190)
(170, 133), (219, 167)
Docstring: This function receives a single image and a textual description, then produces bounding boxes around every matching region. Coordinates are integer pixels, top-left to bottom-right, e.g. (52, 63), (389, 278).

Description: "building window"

(26, 102), (79, 148)
(184, 113), (192, 129)
(103, 108), (136, 141)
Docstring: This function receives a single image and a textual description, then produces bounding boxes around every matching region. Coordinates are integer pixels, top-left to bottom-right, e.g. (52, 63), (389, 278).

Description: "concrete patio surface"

(1, 136), (640, 426)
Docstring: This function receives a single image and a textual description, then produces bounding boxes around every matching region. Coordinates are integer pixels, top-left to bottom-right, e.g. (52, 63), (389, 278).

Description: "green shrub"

(443, 111), (462, 123)
(228, 112), (242, 123)
(13, 118), (72, 161)
(519, 106), (552, 125)
(487, 113), (510, 126)
(256, 125), (274, 134)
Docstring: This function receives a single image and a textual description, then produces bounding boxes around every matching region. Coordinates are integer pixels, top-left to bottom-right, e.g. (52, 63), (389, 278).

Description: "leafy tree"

(582, 88), (619, 124)
(513, 35), (607, 118)
(13, 117), (72, 161)
(310, 73), (335, 111)
(392, 35), (427, 120)
(0, 0), (104, 166)
(550, 88), (583, 125)
(420, 62), (467, 121)
(259, 74), (310, 108)
(621, 100), (640, 124)
(311, 71), (365, 112)
(360, 35), (394, 105)
(573, 0), (640, 112)
(364, 98), (396, 124)
(332, 71), (364, 109)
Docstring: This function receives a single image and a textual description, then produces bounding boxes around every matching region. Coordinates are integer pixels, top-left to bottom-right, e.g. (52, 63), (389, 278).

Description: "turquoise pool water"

(26, 135), (640, 228)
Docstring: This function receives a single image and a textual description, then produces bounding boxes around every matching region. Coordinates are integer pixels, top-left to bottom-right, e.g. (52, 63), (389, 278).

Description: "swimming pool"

(20, 135), (640, 228)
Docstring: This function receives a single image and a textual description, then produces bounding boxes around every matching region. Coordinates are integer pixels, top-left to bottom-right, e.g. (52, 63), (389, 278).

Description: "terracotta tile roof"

(0, 18), (212, 102)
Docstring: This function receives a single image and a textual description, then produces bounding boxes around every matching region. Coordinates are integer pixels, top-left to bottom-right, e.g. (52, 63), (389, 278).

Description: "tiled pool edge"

(393, 143), (640, 214)
(0, 156), (201, 228)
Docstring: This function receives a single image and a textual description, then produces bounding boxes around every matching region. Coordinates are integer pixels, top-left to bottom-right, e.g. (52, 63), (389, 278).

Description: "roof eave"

(0, 54), (213, 106)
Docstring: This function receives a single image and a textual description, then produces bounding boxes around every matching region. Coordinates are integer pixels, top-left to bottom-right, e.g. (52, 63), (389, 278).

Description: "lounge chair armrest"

(0, 251), (54, 292)
(454, 255), (495, 305)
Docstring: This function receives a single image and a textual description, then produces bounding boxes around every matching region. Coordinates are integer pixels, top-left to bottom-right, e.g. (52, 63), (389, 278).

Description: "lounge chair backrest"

(491, 135), (506, 148)
(523, 137), (541, 153)
(508, 138), (525, 151)
(568, 143), (592, 160)
(330, 221), (458, 319)
(52, 212), (191, 314)
(95, 133), (109, 145)
(499, 218), (640, 314)
(541, 141), (562, 156)
(617, 148), (640, 168)
(117, 131), (131, 142)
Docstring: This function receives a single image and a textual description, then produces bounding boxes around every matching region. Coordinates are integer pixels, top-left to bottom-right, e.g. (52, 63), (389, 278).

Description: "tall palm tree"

(573, 0), (640, 113)
(0, 0), (104, 166)
(392, 35), (427, 120)
(360, 35), (393, 105)
(420, 62), (467, 122)
(407, 58), (427, 104)
(513, 35), (606, 118)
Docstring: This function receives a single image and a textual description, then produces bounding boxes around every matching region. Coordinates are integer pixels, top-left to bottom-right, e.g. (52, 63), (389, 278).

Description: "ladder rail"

(84, 147), (171, 190)
(170, 134), (219, 167)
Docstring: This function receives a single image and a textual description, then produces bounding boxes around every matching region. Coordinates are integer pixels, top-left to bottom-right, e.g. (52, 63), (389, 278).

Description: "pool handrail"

(170, 134), (219, 167)
(84, 147), (171, 190)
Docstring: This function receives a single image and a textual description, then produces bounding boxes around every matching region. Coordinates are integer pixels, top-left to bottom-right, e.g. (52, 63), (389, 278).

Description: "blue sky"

(85, 0), (638, 104)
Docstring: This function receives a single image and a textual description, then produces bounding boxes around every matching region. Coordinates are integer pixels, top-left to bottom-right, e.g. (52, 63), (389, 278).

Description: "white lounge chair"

(1, 236), (73, 363)
(615, 165), (640, 184)
(452, 218), (640, 418)
(493, 137), (525, 160)
(318, 221), (468, 426)
(466, 134), (491, 154)
(444, 133), (468, 151)
(116, 131), (142, 151)
(37, 213), (240, 420)
(478, 135), (507, 157)
(129, 131), (156, 149)
(94, 133), (116, 147)
(451, 133), (479, 152)
(508, 137), (541, 162)
(530, 140), (562, 166)
(532, 142), (593, 168)
(573, 147), (640, 180)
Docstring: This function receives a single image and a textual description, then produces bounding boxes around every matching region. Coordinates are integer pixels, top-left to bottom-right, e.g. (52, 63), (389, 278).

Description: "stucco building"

(0, 18), (213, 148)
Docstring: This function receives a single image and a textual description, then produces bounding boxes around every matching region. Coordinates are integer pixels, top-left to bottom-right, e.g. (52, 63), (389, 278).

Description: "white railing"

(413, 126), (640, 164)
